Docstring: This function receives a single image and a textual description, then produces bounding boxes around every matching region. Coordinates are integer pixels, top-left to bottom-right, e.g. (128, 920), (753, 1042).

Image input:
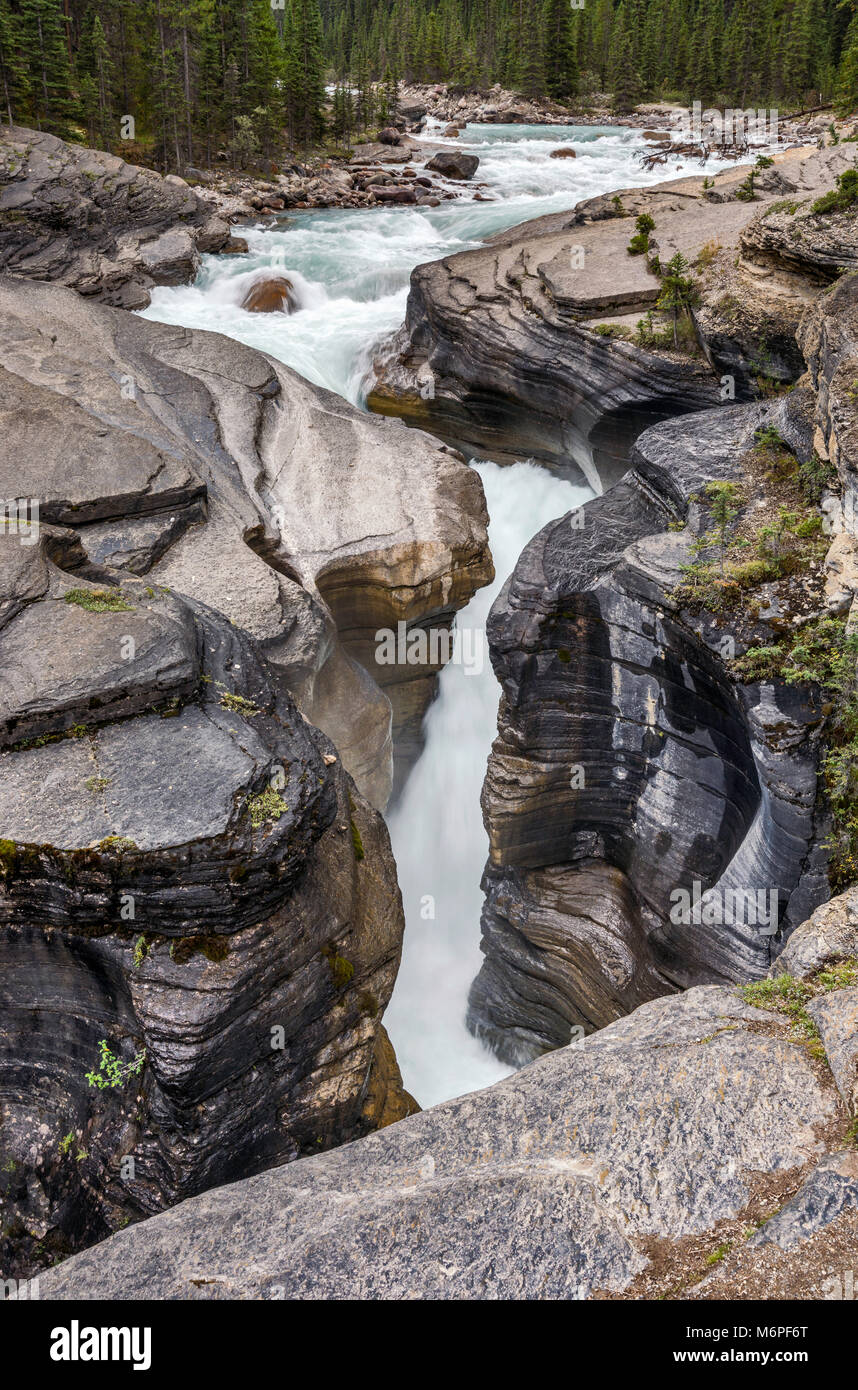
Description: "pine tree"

(542, 0), (577, 100)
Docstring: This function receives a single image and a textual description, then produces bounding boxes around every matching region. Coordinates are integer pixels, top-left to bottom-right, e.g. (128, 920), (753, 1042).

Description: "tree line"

(0, 0), (329, 166)
(2, 0), (858, 173)
(324, 0), (858, 112)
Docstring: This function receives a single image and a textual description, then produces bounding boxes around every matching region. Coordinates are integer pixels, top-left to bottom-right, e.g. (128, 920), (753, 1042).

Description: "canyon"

(2, 115), (858, 1299)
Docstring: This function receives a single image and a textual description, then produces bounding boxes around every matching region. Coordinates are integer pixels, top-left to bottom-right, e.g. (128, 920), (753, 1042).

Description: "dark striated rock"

(35, 978), (849, 1300)
(0, 537), (414, 1277)
(0, 126), (229, 308)
(469, 400), (831, 1061)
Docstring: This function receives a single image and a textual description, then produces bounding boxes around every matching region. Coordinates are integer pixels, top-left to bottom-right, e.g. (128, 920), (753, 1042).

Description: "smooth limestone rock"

(36, 979), (848, 1300)
(0, 275), (492, 808)
(368, 146), (851, 487)
(0, 537), (416, 1277)
(468, 399), (830, 1063)
(0, 125), (229, 308)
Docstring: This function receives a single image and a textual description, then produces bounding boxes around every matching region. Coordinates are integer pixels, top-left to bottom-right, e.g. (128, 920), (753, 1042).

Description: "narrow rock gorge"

(3, 101), (858, 1309)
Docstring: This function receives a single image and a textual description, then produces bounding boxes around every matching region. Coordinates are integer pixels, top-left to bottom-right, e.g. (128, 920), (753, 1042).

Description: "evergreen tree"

(542, 0), (577, 101)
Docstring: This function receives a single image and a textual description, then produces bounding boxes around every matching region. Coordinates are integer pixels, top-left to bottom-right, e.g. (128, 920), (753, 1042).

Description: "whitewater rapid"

(140, 122), (707, 1106)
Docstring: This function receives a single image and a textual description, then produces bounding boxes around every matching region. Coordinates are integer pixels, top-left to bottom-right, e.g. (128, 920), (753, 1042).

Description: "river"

(141, 121), (705, 1107)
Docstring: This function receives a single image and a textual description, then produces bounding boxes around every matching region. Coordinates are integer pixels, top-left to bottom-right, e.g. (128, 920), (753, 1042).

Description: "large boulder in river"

(0, 531), (417, 1278)
(36, 892), (858, 1299)
(0, 275), (492, 811)
(0, 125), (229, 309)
(241, 276), (297, 313)
(426, 150), (480, 180)
(550, 146), (577, 158)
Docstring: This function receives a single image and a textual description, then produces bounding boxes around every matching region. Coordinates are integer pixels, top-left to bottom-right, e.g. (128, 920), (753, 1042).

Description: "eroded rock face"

(35, 955), (854, 1300)
(0, 126), (229, 308)
(368, 146), (853, 486)
(469, 401), (830, 1063)
(0, 275), (492, 808)
(0, 537), (415, 1277)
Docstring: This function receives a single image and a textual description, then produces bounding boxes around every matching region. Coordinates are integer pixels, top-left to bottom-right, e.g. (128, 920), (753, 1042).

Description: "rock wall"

(0, 126), (231, 308)
(0, 534), (416, 1277)
(469, 400), (830, 1062)
(368, 145), (853, 489)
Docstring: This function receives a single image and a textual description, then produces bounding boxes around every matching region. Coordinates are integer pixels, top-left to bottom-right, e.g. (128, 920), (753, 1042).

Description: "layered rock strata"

(368, 145), (853, 488)
(0, 535), (417, 1277)
(469, 395), (832, 1063)
(0, 126), (230, 308)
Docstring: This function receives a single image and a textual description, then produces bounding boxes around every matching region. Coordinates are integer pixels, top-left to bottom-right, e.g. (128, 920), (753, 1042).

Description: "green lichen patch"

(219, 691), (261, 716)
(247, 787), (288, 829)
(739, 964), (858, 1062)
(348, 793), (365, 863)
(96, 836), (138, 854)
(84, 775), (110, 795)
(64, 588), (134, 614)
(322, 942), (354, 990)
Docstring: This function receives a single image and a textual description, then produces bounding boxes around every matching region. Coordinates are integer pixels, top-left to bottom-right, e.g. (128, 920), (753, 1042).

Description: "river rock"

(368, 185), (418, 204)
(0, 275), (492, 810)
(240, 276), (297, 313)
(378, 128), (401, 145)
(35, 977), (850, 1299)
(0, 125), (229, 309)
(550, 146), (577, 158)
(426, 151), (480, 180)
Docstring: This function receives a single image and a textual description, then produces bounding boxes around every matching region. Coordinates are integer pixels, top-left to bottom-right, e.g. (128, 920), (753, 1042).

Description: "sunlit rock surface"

(37, 903), (855, 1300)
(0, 275), (492, 808)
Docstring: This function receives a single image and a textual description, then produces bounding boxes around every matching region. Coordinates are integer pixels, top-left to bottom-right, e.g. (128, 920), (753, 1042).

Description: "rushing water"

(141, 123), (706, 1106)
